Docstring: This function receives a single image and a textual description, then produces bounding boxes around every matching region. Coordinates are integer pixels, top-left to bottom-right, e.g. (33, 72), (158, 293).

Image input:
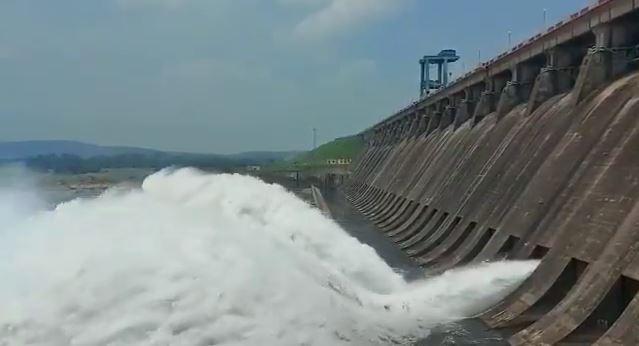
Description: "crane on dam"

(419, 49), (460, 97)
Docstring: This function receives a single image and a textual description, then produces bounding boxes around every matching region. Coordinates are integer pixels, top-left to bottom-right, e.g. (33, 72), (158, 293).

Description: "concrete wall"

(371, 0), (639, 134)
(343, 2), (639, 345)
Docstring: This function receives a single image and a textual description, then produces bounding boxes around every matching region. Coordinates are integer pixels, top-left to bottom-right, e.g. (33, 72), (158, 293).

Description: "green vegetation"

(19, 152), (299, 175)
(22, 153), (237, 174)
(268, 135), (365, 171)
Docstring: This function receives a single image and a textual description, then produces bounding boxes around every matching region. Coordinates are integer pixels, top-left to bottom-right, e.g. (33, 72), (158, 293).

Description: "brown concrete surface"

(341, 4), (639, 343)
(323, 189), (509, 346)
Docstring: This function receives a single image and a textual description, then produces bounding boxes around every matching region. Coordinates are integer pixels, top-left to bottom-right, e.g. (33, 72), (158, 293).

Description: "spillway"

(342, 1), (639, 345)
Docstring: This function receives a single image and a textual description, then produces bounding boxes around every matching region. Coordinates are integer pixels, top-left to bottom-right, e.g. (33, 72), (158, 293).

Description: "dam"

(339, 0), (639, 344)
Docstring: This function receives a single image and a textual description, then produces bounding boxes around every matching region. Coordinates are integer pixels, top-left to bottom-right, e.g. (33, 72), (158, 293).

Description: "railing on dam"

(365, 0), (639, 142)
(343, 0), (639, 345)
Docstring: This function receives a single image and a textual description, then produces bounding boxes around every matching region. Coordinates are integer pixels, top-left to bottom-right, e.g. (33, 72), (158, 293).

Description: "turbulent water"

(0, 168), (537, 345)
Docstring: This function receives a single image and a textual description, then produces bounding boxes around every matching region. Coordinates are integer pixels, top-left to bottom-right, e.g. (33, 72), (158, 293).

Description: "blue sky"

(0, 0), (588, 153)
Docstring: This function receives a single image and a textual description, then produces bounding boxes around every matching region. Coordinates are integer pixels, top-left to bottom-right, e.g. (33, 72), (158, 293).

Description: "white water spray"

(0, 168), (537, 345)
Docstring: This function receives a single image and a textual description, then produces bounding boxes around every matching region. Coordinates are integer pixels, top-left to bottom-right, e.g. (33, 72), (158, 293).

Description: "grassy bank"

(267, 135), (364, 172)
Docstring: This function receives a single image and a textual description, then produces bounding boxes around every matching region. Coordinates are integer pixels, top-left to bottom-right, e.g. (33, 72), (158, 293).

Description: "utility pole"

(508, 31), (512, 49)
(544, 8), (548, 29)
(312, 128), (317, 150)
(477, 49), (482, 67)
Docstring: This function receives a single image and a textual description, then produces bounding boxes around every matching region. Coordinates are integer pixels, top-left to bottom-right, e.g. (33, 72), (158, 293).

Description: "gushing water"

(0, 168), (537, 345)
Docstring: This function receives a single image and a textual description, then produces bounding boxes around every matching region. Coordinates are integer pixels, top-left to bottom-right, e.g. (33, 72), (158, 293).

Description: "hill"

(227, 151), (300, 164)
(0, 140), (297, 162)
(0, 140), (161, 160)
(293, 136), (364, 165)
(0, 140), (301, 173)
(269, 135), (365, 171)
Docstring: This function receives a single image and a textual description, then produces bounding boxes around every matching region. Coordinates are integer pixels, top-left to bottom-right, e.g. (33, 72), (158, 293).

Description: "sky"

(0, 0), (588, 154)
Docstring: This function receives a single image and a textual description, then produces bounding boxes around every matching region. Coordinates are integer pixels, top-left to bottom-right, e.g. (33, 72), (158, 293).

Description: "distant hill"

(0, 140), (161, 160)
(0, 140), (298, 164)
(227, 151), (300, 163)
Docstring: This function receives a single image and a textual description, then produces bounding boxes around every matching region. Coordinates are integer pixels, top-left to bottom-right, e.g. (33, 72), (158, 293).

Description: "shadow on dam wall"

(342, 6), (639, 346)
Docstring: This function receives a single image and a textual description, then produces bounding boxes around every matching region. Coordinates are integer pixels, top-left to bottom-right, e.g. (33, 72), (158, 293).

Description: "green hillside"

(269, 135), (364, 171)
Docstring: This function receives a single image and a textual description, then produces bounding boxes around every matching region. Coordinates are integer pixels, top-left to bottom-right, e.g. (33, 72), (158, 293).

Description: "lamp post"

(313, 128), (317, 150)
(543, 8), (548, 29)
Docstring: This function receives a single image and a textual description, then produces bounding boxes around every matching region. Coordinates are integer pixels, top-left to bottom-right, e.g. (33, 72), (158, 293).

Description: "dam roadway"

(338, 0), (639, 345)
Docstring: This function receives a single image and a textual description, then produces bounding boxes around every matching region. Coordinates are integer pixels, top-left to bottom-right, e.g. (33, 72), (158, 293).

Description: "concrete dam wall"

(344, 1), (639, 345)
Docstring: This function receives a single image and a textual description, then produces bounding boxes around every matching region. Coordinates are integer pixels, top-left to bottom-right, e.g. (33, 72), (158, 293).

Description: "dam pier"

(338, 0), (639, 345)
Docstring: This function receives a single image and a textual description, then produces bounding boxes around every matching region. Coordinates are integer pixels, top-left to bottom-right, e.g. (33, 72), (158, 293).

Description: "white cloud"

(0, 0), (409, 152)
(293, 0), (401, 40)
(0, 47), (14, 59)
(277, 0), (325, 5)
(113, 0), (402, 41)
(115, 0), (191, 9)
(162, 58), (270, 83)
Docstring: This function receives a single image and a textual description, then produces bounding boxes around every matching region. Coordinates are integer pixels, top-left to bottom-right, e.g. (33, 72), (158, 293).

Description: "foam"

(0, 168), (537, 345)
